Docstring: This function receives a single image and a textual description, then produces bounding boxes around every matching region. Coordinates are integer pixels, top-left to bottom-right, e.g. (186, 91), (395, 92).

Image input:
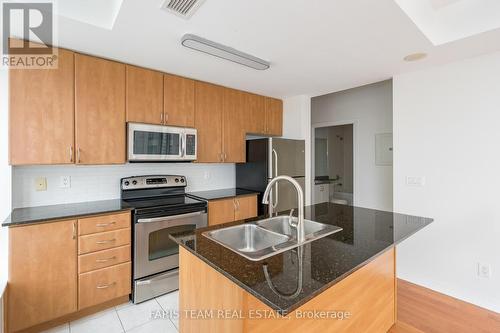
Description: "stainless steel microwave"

(127, 123), (197, 162)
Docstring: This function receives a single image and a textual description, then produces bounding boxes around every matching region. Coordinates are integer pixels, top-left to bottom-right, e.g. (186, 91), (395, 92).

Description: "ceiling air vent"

(161, 0), (206, 19)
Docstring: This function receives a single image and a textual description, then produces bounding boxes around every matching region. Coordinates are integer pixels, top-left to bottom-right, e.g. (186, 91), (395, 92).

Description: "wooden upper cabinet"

(223, 88), (246, 163)
(8, 220), (77, 332)
(194, 81), (223, 163)
(265, 97), (283, 136)
(126, 65), (163, 125)
(9, 48), (75, 165)
(164, 74), (195, 127)
(75, 54), (126, 164)
(245, 93), (266, 135)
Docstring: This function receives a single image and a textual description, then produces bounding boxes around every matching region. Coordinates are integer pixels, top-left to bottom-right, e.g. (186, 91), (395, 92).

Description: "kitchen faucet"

(262, 175), (305, 243)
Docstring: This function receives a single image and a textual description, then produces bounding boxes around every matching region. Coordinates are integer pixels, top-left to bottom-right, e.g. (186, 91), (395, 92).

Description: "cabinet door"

(234, 195), (258, 221)
(194, 81), (223, 163)
(9, 48), (74, 165)
(208, 198), (235, 226)
(223, 88), (246, 163)
(8, 220), (77, 332)
(265, 97), (283, 136)
(245, 93), (266, 135)
(75, 54), (126, 164)
(126, 65), (163, 125)
(164, 74), (195, 127)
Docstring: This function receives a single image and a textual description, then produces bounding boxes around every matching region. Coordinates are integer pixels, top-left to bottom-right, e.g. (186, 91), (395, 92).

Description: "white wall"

(311, 80), (393, 211)
(282, 95), (312, 205)
(0, 68), (11, 323)
(13, 164), (235, 208)
(394, 52), (500, 313)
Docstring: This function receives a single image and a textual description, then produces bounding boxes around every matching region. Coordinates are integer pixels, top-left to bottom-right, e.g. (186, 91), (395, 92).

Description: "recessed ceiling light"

(403, 53), (428, 62)
(181, 34), (270, 70)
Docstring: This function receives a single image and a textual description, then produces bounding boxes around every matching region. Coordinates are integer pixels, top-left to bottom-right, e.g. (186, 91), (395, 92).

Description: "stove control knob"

(180, 178), (185, 183)
(124, 181), (130, 186)
(132, 180), (137, 185)
(175, 178), (179, 183)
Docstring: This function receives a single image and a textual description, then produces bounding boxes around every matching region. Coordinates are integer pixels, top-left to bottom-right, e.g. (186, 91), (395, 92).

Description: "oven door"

(128, 123), (183, 161)
(134, 210), (207, 279)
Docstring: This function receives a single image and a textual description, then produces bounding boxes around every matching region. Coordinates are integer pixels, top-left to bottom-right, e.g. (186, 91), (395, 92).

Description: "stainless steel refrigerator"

(236, 138), (305, 215)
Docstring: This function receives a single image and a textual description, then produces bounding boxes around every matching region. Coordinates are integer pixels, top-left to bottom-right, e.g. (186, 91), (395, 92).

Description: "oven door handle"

(137, 211), (205, 224)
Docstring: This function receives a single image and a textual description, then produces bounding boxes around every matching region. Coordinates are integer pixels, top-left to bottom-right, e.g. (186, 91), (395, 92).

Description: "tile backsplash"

(12, 163), (235, 208)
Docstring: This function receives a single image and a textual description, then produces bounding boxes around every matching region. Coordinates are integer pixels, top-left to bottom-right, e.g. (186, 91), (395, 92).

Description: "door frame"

(311, 120), (357, 206)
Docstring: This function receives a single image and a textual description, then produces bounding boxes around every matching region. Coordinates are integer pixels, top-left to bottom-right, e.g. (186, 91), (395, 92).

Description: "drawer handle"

(96, 239), (116, 244)
(95, 256), (117, 263)
(96, 222), (116, 227)
(96, 282), (116, 289)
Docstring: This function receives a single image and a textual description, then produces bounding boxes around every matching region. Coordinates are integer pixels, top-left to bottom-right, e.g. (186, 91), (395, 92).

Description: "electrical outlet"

(60, 176), (71, 188)
(406, 176), (426, 187)
(478, 263), (491, 279)
(35, 177), (47, 191)
(204, 171), (211, 180)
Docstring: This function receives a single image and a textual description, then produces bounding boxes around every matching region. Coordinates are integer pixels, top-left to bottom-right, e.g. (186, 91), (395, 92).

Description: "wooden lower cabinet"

(7, 211), (132, 332)
(8, 220), (78, 333)
(208, 194), (258, 226)
(78, 262), (131, 309)
(179, 247), (396, 333)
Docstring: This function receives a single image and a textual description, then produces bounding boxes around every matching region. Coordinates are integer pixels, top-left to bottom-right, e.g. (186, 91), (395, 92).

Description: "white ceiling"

(395, 0), (500, 45)
(49, 0), (500, 98)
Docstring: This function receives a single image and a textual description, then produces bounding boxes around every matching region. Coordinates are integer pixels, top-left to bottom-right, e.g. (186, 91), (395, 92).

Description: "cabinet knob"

(69, 145), (73, 162)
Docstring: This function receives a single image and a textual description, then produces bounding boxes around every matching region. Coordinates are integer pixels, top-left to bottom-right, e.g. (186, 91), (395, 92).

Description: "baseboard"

(397, 278), (500, 333)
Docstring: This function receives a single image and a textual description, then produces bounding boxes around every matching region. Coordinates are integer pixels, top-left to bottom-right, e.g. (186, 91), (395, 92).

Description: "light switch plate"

(60, 176), (71, 188)
(406, 176), (426, 187)
(35, 177), (47, 191)
(478, 263), (491, 279)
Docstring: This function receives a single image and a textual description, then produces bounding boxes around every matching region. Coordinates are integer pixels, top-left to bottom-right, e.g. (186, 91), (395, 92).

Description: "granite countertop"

(171, 202), (433, 313)
(187, 188), (259, 201)
(2, 199), (132, 227)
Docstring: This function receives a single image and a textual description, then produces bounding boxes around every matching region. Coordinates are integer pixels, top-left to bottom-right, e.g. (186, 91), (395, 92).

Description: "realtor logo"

(1, 1), (57, 68)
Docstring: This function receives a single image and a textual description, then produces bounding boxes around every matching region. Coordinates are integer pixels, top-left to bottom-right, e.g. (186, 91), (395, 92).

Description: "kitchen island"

(171, 202), (432, 333)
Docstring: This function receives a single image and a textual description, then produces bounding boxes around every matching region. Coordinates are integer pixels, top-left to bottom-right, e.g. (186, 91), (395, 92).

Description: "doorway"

(313, 124), (354, 205)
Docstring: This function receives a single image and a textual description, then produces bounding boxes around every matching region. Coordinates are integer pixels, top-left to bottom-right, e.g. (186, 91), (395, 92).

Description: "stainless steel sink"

(256, 216), (338, 239)
(203, 224), (293, 261)
(202, 217), (343, 261)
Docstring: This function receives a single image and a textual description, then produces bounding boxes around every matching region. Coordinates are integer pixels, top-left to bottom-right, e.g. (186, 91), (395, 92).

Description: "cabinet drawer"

(78, 228), (131, 254)
(78, 212), (130, 235)
(78, 262), (131, 309)
(78, 245), (131, 273)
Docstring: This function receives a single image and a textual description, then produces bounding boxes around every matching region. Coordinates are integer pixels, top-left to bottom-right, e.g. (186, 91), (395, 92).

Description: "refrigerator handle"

(272, 149), (279, 210)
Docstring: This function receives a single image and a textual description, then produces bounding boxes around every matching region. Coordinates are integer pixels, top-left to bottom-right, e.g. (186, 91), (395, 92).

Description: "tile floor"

(41, 291), (179, 333)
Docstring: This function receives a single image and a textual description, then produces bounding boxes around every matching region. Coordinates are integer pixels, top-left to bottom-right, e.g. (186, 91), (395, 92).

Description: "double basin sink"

(202, 216), (343, 261)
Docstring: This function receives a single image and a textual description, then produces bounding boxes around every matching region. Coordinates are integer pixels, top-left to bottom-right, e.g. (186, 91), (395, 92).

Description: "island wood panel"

(75, 54), (126, 164)
(126, 65), (164, 125)
(8, 220), (78, 333)
(164, 73), (195, 127)
(245, 93), (266, 135)
(9, 48), (75, 165)
(208, 198), (237, 226)
(194, 81), (224, 163)
(397, 278), (500, 333)
(179, 246), (396, 333)
(265, 97), (283, 136)
(223, 88), (247, 162)
(179, 247), (245, 333)
(234, 195), (257, 221)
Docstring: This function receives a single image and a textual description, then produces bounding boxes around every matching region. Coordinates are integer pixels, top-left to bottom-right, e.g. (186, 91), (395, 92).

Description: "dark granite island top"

(171, 202), (433, 313)
(2, 199), (132, 227)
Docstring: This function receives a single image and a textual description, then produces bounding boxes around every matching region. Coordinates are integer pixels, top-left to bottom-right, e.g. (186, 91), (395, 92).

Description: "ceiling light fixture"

(403, 53), (428, 62)
(181, 34), (270, 70)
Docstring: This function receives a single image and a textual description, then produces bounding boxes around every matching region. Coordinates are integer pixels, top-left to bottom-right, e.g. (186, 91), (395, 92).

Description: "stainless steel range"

(121, 175), (207, 304)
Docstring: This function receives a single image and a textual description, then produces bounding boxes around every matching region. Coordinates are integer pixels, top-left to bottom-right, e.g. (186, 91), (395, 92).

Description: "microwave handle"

(137, 211), (205, 224)
(180, 133), (185, 157)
